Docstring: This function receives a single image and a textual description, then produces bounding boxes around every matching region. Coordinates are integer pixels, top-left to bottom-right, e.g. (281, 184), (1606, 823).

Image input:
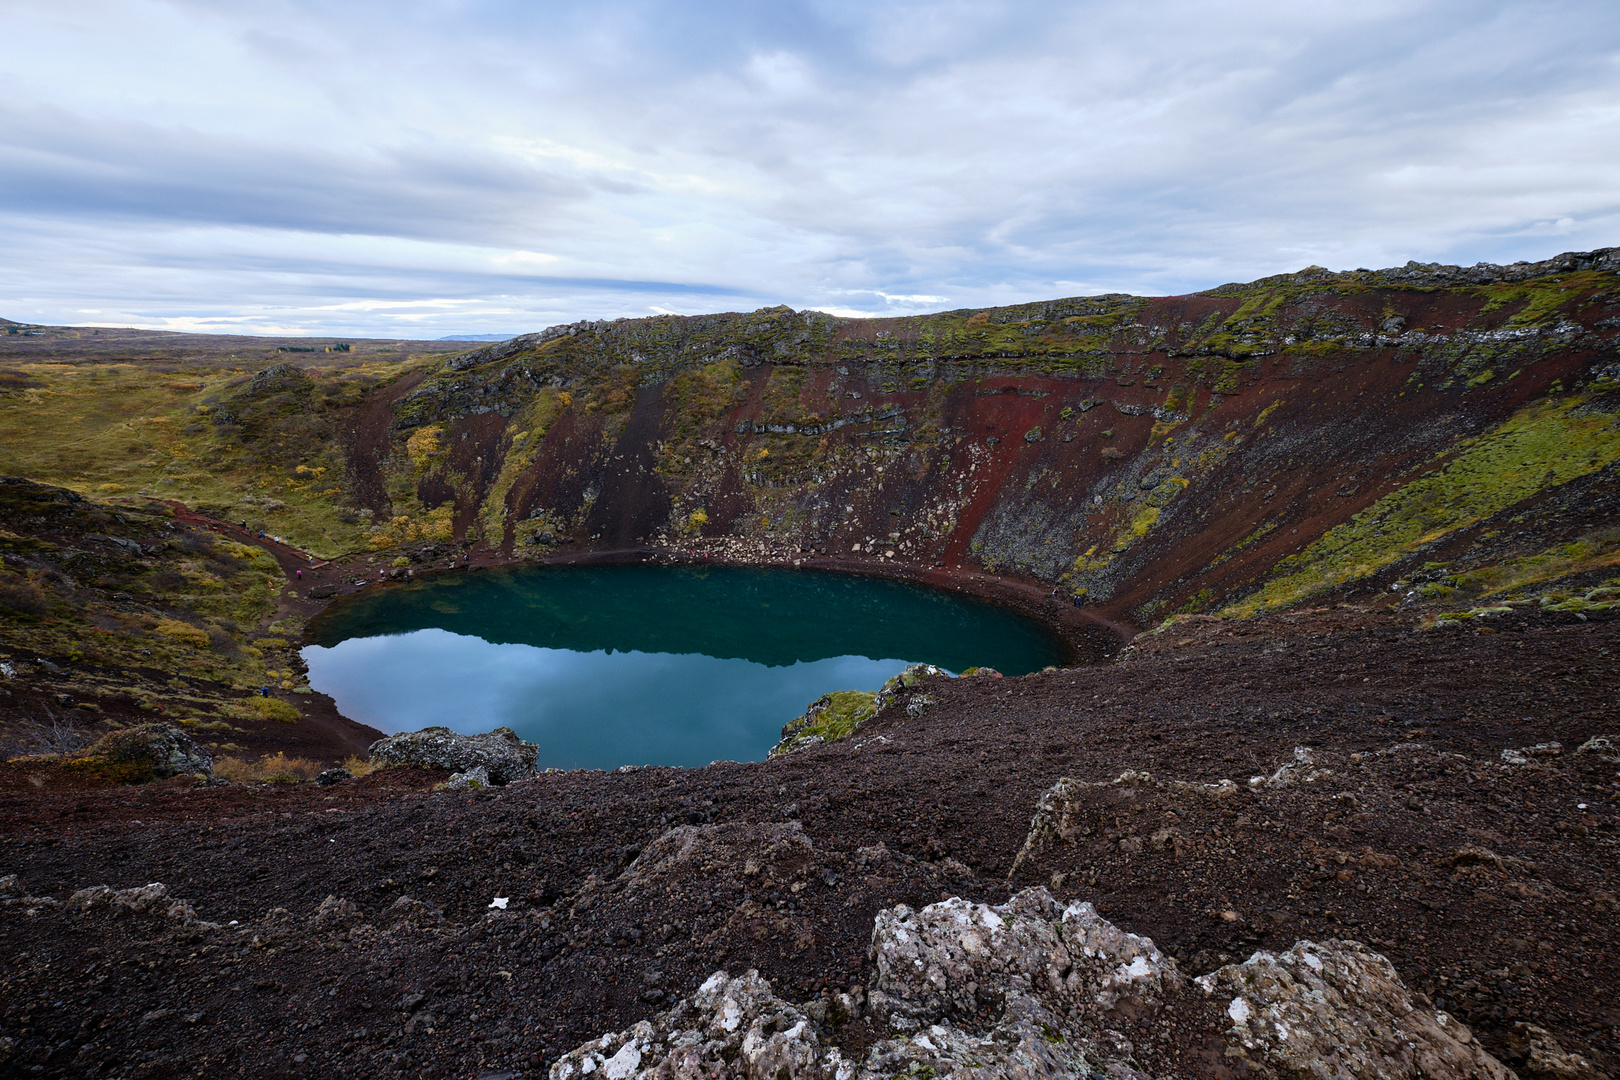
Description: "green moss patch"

(770, 690), (878, 756)
(1222, 394), (1620, 615)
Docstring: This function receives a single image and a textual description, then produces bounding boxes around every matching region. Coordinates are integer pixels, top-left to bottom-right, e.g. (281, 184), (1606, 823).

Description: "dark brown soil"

(3, 604), (1616, 1079)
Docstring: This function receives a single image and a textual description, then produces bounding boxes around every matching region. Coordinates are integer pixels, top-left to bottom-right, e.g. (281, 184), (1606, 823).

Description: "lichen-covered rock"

(368, 725), (537, 784)
(1247, 745), (1333, 789)
(870, 888), (1176, 1027)
(1195, 940), (1515, 1080)
(550, 970), (858, 1080)
(310, 895), (363, 929)
(66, 723), (213, 782)
(873, 663), (947, 712)
(1009, 769), (1236, 879)
(445, 764), (490, 789)
(1575, 734), (1618, 764)
(551, 888), (1516, 1080)
(68, 882), (174, 913)
(904, 694), (935, 718)
(314, 767), (351, 786)
(1502, 741), (1563, 766)
(1503, 1021), (1609, 1080)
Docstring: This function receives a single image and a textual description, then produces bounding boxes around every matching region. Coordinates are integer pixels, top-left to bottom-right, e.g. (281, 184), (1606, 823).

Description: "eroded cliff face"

(341, 248), (1620, 630)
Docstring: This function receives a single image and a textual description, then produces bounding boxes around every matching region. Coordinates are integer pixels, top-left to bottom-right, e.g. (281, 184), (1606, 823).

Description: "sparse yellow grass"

(341, 754), (378, 777)
(215, 751), (322, 783)
(153, 618), (209, 648)
(0, 357), (435, 557)
(240, 696), (301, 723)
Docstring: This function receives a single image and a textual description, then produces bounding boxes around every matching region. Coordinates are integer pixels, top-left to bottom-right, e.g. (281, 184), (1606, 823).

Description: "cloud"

(1, 0), (1618, 336)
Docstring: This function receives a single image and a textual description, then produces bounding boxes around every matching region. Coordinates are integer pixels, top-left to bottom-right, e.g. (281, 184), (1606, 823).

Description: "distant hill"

(436, 333), (513, 342)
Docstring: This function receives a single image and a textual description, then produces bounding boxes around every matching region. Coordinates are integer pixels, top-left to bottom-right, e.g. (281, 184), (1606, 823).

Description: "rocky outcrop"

(67, 882), (173, 912)
(550, 969), (858, 1080)
(1196, 941), (1512, 1079)
(771, 691), (877, 756)
(64, 881), (212, 926)
(66, 723), (213, 782)
(1575, 735), (1618, 764)
(619, 822), (815, 895)
(444, 764), (491, 789)
(772, 666), (953, 757)
(872, 663), (948, 713)
(1504, 1022), (1610, 1080)
(551, 887), (1511, 1080)
(368, 726), (537, 784)
(309, 895), (363, 930)
(1008, 768), (1238, 879)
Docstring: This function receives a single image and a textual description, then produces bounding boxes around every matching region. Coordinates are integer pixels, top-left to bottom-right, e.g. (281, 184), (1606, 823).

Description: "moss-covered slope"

(4, 246), (1619, 636)
(333, 247), (1620, 629)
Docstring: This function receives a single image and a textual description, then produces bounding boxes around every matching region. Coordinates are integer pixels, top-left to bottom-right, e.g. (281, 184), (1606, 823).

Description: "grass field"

(0, 352), (440, 558)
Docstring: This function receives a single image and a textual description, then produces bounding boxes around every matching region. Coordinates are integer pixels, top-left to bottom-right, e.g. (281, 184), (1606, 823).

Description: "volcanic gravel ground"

(2, 606), (1618, 1079)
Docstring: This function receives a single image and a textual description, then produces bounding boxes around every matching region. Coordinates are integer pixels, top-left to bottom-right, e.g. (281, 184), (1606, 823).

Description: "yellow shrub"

(153, 619), (209, 648)
(342, 754), (378, 777)
(405, 424), (446, 469)
(215, 752), (322, 783)
(245, 696), (301, 723)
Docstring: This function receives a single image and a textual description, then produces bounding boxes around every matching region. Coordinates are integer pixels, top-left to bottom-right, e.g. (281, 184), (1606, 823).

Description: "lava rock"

(446, 765), (491, 790)
(68, 882), (172, 913)
(1197, 940), (1513, 1079)
(553, 887), (1514, 1080)
(1575, 734), (1618, 764)
(67, 723), (213, 782)
(368, 726), (538, 784)
(1503, 1021), (1608, 1080)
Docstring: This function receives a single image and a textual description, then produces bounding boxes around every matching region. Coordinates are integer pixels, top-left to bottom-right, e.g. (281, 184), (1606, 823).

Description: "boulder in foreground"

(551, 885), (1510, 1080)
(368, 726), (537, 784)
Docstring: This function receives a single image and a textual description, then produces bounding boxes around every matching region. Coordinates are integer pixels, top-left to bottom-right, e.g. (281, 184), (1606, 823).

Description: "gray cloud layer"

(2, 0), (1617, 336)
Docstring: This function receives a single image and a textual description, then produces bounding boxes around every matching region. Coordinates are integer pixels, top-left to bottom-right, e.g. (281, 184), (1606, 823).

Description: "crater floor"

(2, 604), (1616, 1078)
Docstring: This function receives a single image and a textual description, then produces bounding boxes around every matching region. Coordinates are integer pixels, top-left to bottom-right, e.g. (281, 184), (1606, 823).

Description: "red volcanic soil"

(2, 604), (1616, 1078)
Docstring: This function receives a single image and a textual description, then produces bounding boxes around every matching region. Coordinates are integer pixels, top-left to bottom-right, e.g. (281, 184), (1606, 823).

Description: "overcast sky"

(3, 0), (1618, 338)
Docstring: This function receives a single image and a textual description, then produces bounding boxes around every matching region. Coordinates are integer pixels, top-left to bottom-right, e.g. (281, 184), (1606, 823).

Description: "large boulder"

(368, 726), (537, 784)
(549, 886), (1513, 1080)
(66, 723), (212, 782)
(1196, 940), (1514, 1079)
(550, 970), (857, 1080)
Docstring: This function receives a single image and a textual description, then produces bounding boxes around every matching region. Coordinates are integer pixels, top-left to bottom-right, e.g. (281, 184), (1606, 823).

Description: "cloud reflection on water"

(302, 627), (910, 770)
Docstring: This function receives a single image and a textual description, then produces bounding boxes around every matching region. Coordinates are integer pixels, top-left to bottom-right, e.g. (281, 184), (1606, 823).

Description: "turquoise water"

(301, 564), (1068, 770)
